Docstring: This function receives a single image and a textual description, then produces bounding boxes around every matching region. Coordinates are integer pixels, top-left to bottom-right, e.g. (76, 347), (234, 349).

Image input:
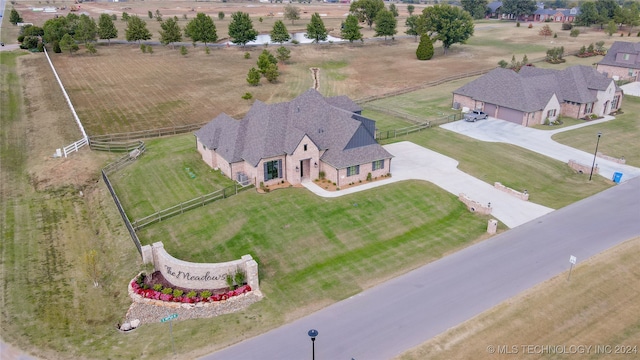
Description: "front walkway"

(303, 142), (553, 229)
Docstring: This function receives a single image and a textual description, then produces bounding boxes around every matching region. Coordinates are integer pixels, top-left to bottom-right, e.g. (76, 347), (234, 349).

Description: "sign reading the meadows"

(164, 265), (227, 282)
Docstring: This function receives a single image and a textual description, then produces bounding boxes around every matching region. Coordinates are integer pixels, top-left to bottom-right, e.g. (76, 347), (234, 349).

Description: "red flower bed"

(131, 280), (252, 304)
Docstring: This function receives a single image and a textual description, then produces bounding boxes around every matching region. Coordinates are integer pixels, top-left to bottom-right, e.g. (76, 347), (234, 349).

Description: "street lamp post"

(589, 132), (602, 181)
(308, 329), (318, 360)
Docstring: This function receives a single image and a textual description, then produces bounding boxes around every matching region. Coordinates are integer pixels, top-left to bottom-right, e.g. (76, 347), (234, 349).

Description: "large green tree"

(283, 4), (301, 25)
(616, 3), (640, 31)
(374, 9), (397, 40)
(59, 33), (79, 55)
(389, 4), (399, 18)
(405, 15), (423, 40)
(420, 5), (474, 54)
(461, 0), (489, 20)
(228, 12), (258, 48)
(306, 13), (328, 44)
(125, 16), (152, 44)
(159, 17), (182, 49)
(501, 0), (537, 24)
(9, 8), (23, 25)
(98, 13), (118, 45)
(270, 20), (291, 44)
(74, 14), (97, 45)
(342, 14), (363, 43)
(257, 50), (278, 75)
(43, 17), (70, 44)
(575, 2), (600, 26)
(350, 0), (385, 29)
(185, 13), (218, 47)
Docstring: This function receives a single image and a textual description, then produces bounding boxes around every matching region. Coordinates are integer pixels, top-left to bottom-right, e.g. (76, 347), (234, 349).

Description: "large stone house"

(596, 41), (640, 82)
(195, 89), (393, 188)
(452, 65), (622, 126)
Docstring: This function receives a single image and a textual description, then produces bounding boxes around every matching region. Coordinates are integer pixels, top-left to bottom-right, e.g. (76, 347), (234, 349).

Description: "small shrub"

(620, 32), (624, 37)
(259, 17), (263, 23)
(180, 45), (188, 56)
(516, 22), (520, 27)
(528, 23), (532, 29)
(111, 14), (117, 21)
(570, 29), (579, 37)
(226, 273), (235, 288)
(319, 171), (326, 179)
(244, 52), (251, 59)
(205, 46), (210, 55)
(140, 43), (147, 53)
(200, 290), (212, 298)
(332, 182), (336, 186)
(183, 14), (188, 20)
(161, 287), (173, 295)
(242, 92), (253, 100)
(173, 289), (184, 297)
(291, 39), (299, 45)
(498, 59), (508, 68)
(553, 33), (557, 38)
(147, 45), (154, 54)
(186, 290), (197, 298)
(234, 269), (246, 285)
(53, 41), (62, 53)
(153, 284), (163, 291)
(561, 23), (572, 30)
(218, 11), (225, 20)
(366, 172), (372, 181)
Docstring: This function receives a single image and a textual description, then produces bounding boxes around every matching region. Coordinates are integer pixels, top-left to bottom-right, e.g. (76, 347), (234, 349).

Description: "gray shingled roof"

(195, 89), (392, 169)
(453, 65), (613, 112)
(598, 41), (640, 70)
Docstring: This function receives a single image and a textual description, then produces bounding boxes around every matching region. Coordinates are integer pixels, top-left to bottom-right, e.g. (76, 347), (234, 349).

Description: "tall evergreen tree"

(575, 2), (600, 26)
(9, 8), (23, 25)
(306, 13), (328, 44)
(98, 13), (118, 45)
(228, 12), (258, 48)
(185, 13), (218, 47)
(59, 33), (79, 55)
(374, 9), (397, 40)
(159, 17), (182, 49)
(342, 14), (363, 43)
(270, 20), (291, 44)
(125, 16), (152, 44)
(416, 34), (434, 60)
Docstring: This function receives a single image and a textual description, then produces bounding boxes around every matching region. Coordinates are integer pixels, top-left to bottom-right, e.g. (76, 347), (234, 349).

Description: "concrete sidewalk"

(441, 118), (640, 182)
(303, 142), (553, 229)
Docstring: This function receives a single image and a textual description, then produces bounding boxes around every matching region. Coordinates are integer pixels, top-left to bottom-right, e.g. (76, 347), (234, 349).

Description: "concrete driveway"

(620, 82), (640, 97)
(303, 142), (553, 229)
(441, 117), (640, 182)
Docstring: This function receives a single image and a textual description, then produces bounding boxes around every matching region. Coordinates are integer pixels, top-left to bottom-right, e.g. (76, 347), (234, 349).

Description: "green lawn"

(553, 96), (640, 167)
(110, 135), (236, 220)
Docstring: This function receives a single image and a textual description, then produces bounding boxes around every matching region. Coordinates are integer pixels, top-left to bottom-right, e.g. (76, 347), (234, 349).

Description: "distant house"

(452, 65), (622, 126)
(531, 7), (580, 22)
(195, 89), (393, 188)
(487, 1), (503, 18)
(597, 41), (640, 82)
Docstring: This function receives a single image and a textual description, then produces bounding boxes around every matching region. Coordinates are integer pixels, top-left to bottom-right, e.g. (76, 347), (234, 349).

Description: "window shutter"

(278, 159), (282, 178)
(381, 159), (385, 169)
(356, 165), (360, 175)
(264, 162), (268, 180)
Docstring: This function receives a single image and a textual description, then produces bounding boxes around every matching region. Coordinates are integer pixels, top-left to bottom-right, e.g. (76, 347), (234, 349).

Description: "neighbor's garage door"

(484, 103), (497, 117)
(497, 106), (523, 124)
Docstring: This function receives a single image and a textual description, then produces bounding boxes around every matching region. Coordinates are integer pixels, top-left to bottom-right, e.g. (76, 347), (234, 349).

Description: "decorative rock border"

(568, 159), (598, 175)
(494, 182), (529, 201)
(125, 276), (263, 325)
(459, 193), (492, 215)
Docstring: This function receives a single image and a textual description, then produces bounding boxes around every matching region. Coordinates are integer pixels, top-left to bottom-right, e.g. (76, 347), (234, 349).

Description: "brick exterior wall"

(597, 64), (638, 82)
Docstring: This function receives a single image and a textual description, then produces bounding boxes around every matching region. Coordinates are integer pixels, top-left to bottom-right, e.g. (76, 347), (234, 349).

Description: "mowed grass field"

(33, 6), (622, 135)
(397, 236), (640, 360)
(110, 135), (236, 220)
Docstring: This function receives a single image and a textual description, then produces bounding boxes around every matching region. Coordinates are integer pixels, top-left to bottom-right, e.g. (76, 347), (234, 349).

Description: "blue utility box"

(612, 172), (623, 184)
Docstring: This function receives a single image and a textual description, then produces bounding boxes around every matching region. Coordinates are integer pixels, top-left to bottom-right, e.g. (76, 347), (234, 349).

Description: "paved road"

(203, 176), (640, 360)
(303, 142), (553, 228)
(441, 118), (640, 182)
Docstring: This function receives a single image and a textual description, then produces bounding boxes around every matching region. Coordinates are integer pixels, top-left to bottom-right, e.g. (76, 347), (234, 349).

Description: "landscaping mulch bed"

(143, 271), (230, 295)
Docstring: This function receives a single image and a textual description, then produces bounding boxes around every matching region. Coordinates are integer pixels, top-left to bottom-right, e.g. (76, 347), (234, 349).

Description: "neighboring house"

(452, 65), (622, 126)
(597, 41), (640, 82)
(487, 1), (502, 18)
(531, 7), (580, 22)
(194, 89), (393, 188)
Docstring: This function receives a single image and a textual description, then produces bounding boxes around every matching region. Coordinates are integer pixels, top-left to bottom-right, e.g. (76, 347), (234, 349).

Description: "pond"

(228, 33), (345, 46)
